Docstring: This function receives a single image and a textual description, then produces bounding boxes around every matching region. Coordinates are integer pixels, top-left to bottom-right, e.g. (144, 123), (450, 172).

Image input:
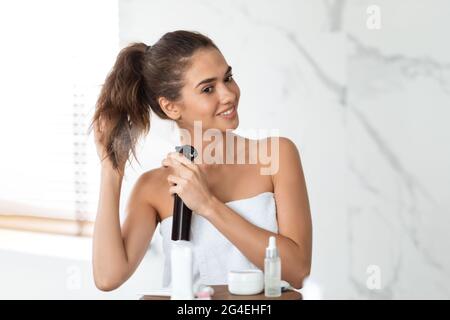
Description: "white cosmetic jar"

(227, 269), (264, 295)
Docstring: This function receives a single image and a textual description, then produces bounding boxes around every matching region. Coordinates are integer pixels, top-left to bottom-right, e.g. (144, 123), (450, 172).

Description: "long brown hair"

(88, 30), (219, 174)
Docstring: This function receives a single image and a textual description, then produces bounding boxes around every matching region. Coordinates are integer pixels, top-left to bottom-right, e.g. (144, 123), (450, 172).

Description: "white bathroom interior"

(0, 0), (449, 299)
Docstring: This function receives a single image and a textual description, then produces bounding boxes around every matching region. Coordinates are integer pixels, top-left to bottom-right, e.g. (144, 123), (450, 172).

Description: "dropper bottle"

(264, 236), (281, 297)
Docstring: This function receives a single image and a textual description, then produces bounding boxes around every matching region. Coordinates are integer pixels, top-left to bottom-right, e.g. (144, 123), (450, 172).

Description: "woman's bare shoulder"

(137, 166), (171, 196)
(134, 166), (172, 217)
(258, 136), (298, 155)
(139, 166), (168, 182)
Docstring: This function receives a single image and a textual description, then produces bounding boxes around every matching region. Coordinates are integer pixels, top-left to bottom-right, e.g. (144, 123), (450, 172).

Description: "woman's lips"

(216, 106), (237, 119)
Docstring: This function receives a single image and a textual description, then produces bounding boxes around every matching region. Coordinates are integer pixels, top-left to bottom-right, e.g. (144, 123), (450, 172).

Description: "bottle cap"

(265, 236), (279, 259)
(175, 145), (198, 161)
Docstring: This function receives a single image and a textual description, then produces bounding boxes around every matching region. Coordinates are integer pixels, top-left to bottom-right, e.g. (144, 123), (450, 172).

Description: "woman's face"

(173, 47), (240, 132)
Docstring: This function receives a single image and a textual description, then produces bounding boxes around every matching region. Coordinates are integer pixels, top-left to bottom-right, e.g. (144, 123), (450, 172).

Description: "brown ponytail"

(88, 30), (219, 175)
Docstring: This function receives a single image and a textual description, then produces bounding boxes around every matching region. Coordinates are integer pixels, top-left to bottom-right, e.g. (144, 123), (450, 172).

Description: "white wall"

(118, 0), (450, 299)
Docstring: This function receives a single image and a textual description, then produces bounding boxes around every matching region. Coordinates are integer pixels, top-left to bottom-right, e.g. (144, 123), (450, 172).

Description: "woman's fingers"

(167, 174), (189, 195)
(93, 120), (100, 138)
(92, 119), (107, 160)
(93, 118), (107, 143)
(168, 152), (197, 171)
(168, 184), (182, 195)
(162, 157), (195, 180)
(167, 174), (186, 186)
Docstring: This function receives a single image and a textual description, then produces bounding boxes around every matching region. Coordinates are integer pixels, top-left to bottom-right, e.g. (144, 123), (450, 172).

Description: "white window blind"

(0, 0), (119, 222)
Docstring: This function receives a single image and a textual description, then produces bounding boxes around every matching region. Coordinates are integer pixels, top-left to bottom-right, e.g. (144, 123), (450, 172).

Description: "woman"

(90, 30), (312, 291)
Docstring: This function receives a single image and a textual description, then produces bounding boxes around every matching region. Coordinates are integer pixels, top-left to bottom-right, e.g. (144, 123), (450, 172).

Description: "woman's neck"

(178, 127), (243, 167)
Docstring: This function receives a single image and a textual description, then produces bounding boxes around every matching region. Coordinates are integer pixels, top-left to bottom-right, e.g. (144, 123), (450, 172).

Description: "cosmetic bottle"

(264, 236), (281, 297)
(171, 240), (194, 300)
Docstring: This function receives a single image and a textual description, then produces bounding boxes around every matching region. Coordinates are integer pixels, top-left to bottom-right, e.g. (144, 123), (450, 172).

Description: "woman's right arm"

(91, 120), (158, 291)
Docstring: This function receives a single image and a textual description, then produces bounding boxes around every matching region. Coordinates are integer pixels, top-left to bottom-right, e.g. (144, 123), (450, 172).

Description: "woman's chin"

(202, 115), (239, 132)
(220, 117), (239, 131)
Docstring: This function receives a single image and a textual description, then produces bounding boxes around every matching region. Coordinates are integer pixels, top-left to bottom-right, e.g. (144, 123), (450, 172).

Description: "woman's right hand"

(92, 118), (116, 170)
(93, 117), (126, 174)
(93, 118), (109, 162)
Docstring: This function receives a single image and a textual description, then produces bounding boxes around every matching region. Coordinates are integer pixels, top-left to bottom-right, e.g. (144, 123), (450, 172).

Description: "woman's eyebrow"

(195, 66), (232, 88)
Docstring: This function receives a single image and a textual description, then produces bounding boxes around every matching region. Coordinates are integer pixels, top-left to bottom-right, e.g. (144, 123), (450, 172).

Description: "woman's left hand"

(162, 152), (215, 216)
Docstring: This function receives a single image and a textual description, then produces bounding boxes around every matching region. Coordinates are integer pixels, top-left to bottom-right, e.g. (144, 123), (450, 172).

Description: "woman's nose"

(218, 84), (236, 104)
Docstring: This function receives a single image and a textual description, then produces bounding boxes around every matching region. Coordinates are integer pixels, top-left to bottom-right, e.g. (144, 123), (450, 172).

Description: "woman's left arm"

(163, 137), (312, 289)
(204, 137), (312, 289)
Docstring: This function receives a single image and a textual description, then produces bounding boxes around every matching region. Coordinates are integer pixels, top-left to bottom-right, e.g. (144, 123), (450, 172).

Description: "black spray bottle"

(171, 145), (198, 241)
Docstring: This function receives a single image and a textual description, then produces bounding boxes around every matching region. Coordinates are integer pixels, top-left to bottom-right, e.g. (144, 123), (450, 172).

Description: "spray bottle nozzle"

(269, 236), (276, 248)
(266, 236), (279, 259)
(175, 145), (198, 161)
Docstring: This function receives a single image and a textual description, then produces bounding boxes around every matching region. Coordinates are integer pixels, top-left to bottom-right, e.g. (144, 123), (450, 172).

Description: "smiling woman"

(89, 30), (312, 292)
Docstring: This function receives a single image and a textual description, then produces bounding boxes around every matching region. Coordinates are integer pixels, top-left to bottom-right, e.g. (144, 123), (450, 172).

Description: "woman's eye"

(202, 75), (234, 94)
(203, 87), (213, 94)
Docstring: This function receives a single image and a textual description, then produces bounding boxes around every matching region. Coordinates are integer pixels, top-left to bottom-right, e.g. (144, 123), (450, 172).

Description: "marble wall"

(118, 0), (450, 299)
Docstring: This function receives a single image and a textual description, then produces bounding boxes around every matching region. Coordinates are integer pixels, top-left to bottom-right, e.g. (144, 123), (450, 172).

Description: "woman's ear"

(159, 96), (182, 120)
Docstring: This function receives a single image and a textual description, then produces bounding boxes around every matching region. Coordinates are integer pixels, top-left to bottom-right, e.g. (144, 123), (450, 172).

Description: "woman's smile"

(216, 105), (237, 119)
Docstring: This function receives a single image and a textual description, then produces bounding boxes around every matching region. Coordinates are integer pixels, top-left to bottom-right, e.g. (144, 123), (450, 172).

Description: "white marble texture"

(119, 0), (450, 299)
